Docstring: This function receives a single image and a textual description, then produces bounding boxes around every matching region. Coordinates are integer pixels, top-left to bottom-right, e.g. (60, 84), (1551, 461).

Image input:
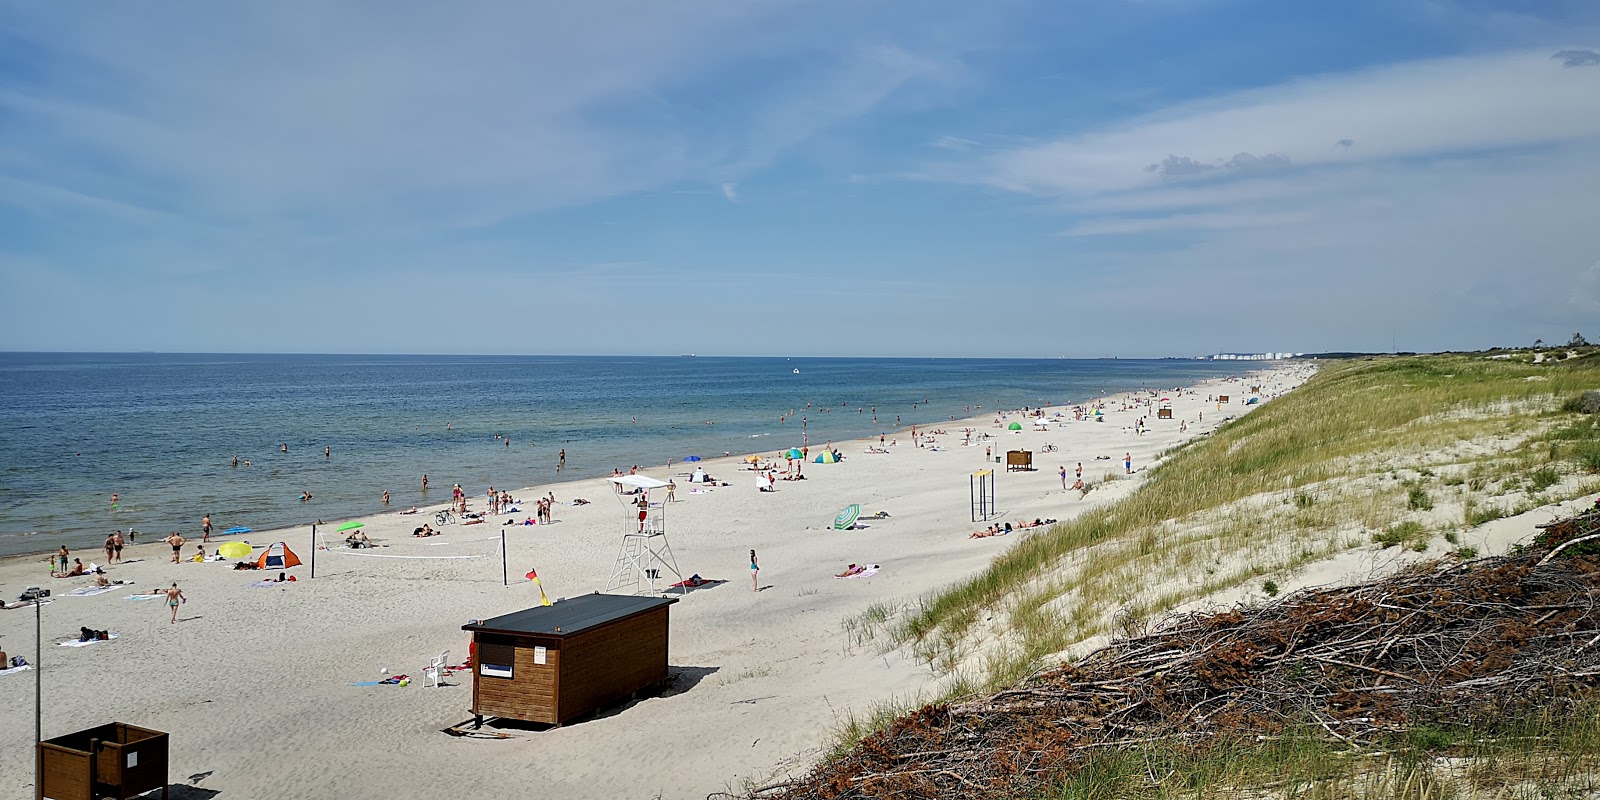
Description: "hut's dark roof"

(462, 593), (676, 638)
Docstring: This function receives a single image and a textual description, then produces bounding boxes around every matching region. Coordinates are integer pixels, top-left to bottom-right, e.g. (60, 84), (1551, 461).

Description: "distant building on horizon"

(1200, 352), (1303, 361)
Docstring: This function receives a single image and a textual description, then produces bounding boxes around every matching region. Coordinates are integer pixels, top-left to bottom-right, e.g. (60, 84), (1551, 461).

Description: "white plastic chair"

(423, 650), (449, 688)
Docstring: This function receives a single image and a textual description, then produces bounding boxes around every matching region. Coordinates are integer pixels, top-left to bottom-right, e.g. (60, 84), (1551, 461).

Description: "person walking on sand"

(1075, 463), (1082, 480)
(166, 532), (186, 564)
(165, 583), (186, 624)
(57, 546), (69, 575)
(667, 480), (677, 503)
(1124, 452), (1132, 475)
(201, 514), (212, 542)
(750, 549), (760, 592)
(1059, 465), (1068, 489)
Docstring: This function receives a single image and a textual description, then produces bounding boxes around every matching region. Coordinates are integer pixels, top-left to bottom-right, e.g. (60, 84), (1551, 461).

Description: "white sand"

(0, 366), (1310, 800)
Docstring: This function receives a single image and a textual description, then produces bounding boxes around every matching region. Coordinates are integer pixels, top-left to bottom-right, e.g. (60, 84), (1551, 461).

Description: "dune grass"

(893, 354), (1600, 689)
(1028, 702), (1600, 799)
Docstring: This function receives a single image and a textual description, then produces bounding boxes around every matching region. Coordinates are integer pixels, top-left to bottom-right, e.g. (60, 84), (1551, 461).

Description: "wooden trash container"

(463, 593), (678, 727)
(37, 722), (168, 800)
(1218, 395), (1230, 403)
(1157, 408), (1173, 419)
(1005, 450), (1033, 472)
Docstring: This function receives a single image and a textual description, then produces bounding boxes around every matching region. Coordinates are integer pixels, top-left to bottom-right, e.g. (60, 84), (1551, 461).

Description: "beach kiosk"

(37, 722), (168, 800)
(462, 593), (677, 727)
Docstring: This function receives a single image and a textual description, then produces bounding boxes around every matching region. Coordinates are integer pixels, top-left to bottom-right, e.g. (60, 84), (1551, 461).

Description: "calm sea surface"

(0, 354), (1246, 556)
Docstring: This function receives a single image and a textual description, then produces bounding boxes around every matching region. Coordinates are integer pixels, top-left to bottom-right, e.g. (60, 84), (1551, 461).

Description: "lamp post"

(34, 596), (43, 792)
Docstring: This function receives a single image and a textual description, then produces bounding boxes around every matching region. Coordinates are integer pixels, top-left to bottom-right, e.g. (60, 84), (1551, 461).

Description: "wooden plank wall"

(38, 744), (92, 800)
(472, 634), (562, 724)
(557, 607), (669, 724)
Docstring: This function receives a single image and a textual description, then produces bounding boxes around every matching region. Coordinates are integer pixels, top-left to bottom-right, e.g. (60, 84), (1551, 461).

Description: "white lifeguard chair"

(605, 476), (684, 595)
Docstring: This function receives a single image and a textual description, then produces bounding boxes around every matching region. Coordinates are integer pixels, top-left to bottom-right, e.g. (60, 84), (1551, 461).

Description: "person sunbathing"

(970, 526), (1004, 539)
(834, 564), (866, 578)
(399, 507), (420, 515)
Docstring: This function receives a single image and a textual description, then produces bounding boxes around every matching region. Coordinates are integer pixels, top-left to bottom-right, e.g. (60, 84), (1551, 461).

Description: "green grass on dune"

(893, 352), (1600, 689)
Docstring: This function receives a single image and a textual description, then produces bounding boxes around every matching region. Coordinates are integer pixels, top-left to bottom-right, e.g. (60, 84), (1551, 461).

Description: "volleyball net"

(309, 528), (511, 584)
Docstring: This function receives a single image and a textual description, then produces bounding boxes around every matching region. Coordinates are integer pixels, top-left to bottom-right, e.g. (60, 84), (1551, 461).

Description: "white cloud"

(0, 1), (943, 233)
(977, 48), (1600, 197)
(720, 182), (740, 203)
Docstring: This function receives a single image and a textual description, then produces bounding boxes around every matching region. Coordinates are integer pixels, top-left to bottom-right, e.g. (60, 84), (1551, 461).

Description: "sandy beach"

(1, 366), (1313, 800)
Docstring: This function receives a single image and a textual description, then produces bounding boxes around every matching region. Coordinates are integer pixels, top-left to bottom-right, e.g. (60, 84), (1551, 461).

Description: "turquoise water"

(0, 353), (1244, 556)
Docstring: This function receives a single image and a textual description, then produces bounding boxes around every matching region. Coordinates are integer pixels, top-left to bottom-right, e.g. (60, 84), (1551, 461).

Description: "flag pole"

(501, 531), (508, 587)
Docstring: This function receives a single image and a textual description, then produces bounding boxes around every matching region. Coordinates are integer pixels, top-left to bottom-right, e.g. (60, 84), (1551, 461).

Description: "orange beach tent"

(256, 541), (302, 570)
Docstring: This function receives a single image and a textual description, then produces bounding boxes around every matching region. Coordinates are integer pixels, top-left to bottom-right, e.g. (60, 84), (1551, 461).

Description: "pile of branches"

(762, 507), (1600, 800)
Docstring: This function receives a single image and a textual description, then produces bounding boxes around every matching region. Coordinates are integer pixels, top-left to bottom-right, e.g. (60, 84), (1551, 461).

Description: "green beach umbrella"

(1007, 422), (1023, 430)
(786, 448), (803, 459)
(336, 521), (364, 532)
(833, 504), (862, 530)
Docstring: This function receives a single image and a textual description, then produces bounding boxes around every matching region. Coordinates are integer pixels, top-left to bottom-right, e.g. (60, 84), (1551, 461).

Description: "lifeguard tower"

(604, 476), (684, 595)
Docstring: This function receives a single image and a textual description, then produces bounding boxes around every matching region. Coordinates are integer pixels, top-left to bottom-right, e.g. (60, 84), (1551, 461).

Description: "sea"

(0, 353), (1249, 557)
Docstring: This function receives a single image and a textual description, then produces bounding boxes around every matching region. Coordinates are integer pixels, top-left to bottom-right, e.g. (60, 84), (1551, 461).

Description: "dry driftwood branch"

(762, 508), (1600, 800)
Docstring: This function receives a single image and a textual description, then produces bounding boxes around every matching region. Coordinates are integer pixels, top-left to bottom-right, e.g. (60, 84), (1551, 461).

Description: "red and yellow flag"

(525, 568), (552, 606)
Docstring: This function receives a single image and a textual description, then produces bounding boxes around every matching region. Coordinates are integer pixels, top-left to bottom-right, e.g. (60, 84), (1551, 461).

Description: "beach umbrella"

(833, 504), (862, 530)
(336, 521), (364, 532)
(744, 455), (762, 463)
(223, 526), (251, 535)
(786, 448), (803, 459)
(1008, 422), (1023, 430)
(216, 541), (252, 559)
(814, 450), (838, 464)
(683, 455), (702, 462)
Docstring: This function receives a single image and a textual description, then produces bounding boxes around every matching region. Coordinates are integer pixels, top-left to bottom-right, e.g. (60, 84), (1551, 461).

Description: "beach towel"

(0, 664), (32, 677)
(4, 599), (52, 610)
(249, 580), (293, 588)
(63, 585), (120, 597)
(353, 674), (410, 686)
(123, 594), (163, 601)
(834, 564), (881, 579)
(58, 634), (119, 647)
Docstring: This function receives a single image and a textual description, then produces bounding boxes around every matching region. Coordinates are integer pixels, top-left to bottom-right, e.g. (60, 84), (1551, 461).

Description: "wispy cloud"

(1552, 48), (1600, 67)
(972, 48), (1600, 198)
(720, 182), (740, 203)
(0, 2), (944, 235)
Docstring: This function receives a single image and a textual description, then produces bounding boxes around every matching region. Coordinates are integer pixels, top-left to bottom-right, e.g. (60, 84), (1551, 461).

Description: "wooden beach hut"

(37, 722), (168, 800)
(462, 593), (678, 727)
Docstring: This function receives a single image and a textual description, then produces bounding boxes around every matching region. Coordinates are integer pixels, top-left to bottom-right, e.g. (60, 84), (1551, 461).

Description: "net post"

(501, 531), (508, 587)
(310, 523), (317, 579)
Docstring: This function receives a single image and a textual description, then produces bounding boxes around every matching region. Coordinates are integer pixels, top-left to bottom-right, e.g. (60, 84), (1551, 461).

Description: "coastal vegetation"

(799, 351), (1600, 798)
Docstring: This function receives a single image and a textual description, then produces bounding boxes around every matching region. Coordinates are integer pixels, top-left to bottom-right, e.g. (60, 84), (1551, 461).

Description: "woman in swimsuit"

(165, 583), (186, 624)
(750, 549), (759, 593)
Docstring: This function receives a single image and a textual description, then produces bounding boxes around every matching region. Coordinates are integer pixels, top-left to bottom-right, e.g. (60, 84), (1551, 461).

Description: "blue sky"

(1, 0), (1597, 357)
